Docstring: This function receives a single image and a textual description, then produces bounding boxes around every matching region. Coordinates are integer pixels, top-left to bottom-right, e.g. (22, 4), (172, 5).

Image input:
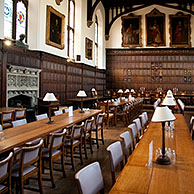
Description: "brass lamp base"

(156, 155), (171, 165)
(47, 118), (54, 124)
(79, 109), (85, 113)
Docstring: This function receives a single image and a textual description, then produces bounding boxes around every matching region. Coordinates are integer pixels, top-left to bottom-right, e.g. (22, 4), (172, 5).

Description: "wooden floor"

(20, 109), (193, 194)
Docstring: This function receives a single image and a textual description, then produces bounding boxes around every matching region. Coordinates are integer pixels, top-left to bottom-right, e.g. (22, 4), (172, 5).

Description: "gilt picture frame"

(146, 8), (166, 47)
(169, 12), (191, 48)
(85, 38), (93, 60)
(46, 6), (65, 49)
(121, 14), (142, 47)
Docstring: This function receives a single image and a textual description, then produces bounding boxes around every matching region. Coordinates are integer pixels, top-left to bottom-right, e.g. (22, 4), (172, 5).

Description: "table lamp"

(118, 89), (123, 98)
(151, 106), (176, 165)
(162, 97), (176, 106)
(91, 88), (97, 97)
(43, 93), (57, 124)
(77, 90), (87, 113)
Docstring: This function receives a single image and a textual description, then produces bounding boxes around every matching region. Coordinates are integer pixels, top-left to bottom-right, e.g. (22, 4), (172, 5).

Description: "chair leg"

(49, 159), (55, 188)
(101, 129), (104, 145)
(61, 151), (66, 178)
(20, 178), (24, 194)
(79, 143), (83, 165)
(38, 168), (44, 194)
(83, 138), (88, 159)
(96, 130), (99, 149)
(71, 147), (75, 171)
(89, 136), (93, 154)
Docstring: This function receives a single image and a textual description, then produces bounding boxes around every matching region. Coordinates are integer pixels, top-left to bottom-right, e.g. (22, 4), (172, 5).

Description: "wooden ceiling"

(87, 0), (194, 39)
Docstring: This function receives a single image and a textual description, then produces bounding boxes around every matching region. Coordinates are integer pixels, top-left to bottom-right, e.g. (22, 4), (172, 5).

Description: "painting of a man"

(121, 15), (142, 47)
(50, 12), (61, 44)
(170, 13), (191, 47)
(149, 20), (161, 44)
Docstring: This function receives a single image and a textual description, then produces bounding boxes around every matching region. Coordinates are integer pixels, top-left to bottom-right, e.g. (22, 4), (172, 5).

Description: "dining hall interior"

(1, 0), (194, 194)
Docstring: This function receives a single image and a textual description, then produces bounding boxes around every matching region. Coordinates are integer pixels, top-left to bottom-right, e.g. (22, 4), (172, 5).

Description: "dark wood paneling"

(106, 48), (194, 93)
(0, 40), (106, 106)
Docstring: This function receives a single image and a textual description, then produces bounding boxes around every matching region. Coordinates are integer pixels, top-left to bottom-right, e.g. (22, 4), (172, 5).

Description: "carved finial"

(105, 35), (109, 41)
(55, 0), (63, 5)
(87, 20), (93, 28)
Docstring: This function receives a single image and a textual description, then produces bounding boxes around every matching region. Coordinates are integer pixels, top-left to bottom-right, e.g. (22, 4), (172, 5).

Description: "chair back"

(50, 129), (66, 150)
(54, 110), (63, 116)
(21, 139), (43, 167)
(2, 111), (14, 122)
(0, 152), (13, 180)
(71, 122), (84, 140)
(75, 161), (104, 194)
(95, 113), (105, 130)
(128, 123), (138, 139)
(36, 113), (48, 121)
(120, 131), (132, 155)
(15, 109), (26, 119)
(0, 124), (2, 131)
(133, 118), (142, 133)
(107, 141), (123, 171)
(12, 119), (27, 127)
(84, 117), (94, 134)
(189, 116), (194, 132)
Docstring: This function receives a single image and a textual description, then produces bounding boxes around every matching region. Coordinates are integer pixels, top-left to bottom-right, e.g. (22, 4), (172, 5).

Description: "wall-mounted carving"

(7, 65), (42, 107)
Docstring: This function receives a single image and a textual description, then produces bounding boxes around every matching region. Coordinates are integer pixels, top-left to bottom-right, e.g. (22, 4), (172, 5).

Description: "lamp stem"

(47, 105), (54, 124)
(162, 122), (165, 157)
(80, 98), (84, 113)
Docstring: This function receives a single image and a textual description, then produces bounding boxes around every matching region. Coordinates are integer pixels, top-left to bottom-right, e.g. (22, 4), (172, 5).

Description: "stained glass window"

(16, 1), (26, 41)
(4, 0), (27, 42)
(4, 0), (13, 39)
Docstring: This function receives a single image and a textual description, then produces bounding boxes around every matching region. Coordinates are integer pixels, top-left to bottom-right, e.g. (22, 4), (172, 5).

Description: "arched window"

(4, 0), (28, 42)
(95, 15), (98, 67)
(68, 0), (75, 59)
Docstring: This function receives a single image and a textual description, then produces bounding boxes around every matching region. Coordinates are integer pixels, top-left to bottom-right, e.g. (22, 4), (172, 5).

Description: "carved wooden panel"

(106, 48), (194, 93)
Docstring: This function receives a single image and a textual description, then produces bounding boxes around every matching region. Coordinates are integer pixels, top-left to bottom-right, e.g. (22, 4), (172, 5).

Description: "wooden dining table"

(109, 114), (194, 194)
(0, 109), (101, 155)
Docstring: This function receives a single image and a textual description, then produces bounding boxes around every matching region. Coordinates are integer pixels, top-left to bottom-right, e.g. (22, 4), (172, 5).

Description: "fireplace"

(6, 65), (42, 107)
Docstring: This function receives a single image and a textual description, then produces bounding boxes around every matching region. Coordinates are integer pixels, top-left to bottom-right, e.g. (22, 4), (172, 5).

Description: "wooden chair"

(64, 123), (84, 171)
(0, 152), (13, 194)
(117, 104), (128, 126)
(12, 119), (27, 128)
(91, 113), (105, 149)
(106, 141), (124, 186)
(1, 111), (14, 129)
(133, 118), (143, 139)
(11, 139), (44, 194)
(189, 116), (194, 133)
(15, 109), (26, 120)
(75, 161), (104, 194)
(42, 129), (66, 188)
(128, 123), (138, 150)
(82, 117), (94, 159)
(120, 131), (132, 164)
(98, 101), (115, 128)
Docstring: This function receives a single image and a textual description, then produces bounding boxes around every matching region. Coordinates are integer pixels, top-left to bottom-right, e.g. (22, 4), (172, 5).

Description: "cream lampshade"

(77, 90), (87, 113)
(131, 89), (135, 93)
(43, 93), (57, 124)
(91, 88), (96, 92)
(162, 97), (176, 106)
(117, 89), (123, 93)
(152, 106), (176, 165)
(125, 89), (130, 93)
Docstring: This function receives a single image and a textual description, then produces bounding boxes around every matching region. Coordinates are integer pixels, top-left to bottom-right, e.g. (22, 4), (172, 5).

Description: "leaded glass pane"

(16, 1), (26, 41)
(69, 30), (74, 58)
(4, 0), (13, 39)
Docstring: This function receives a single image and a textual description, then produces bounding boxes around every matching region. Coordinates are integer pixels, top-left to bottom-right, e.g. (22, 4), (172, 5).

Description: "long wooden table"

(0, 109), (101, 154)
(109, 114), (194, 194)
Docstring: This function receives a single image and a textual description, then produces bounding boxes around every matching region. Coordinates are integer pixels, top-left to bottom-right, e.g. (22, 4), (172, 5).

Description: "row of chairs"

(74, 111), (149, 194)
(98, 98), (143, 128)
(0, 110), (106, 194)
(0, 108), (26, 129)
(177, 99), (185, 114)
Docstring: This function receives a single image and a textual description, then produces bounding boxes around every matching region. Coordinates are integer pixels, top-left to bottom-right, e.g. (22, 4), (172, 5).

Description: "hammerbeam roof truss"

(87, 0), (194, 40)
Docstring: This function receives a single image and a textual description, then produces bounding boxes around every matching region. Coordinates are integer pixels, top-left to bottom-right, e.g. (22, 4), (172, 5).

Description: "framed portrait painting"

(146, 9), (165, 47)
(46, 6), (65, 49)
(169, 12), (191, 47)
(85, 38), (93, 60)
(121, 14), (142, 47)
